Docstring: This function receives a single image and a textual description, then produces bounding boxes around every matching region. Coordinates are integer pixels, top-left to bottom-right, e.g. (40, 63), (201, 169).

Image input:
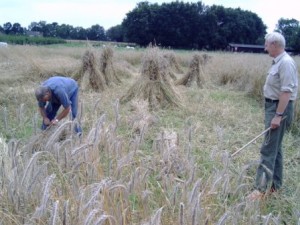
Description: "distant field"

(66, 39), (138, 48)
(0, 45), (299, 224)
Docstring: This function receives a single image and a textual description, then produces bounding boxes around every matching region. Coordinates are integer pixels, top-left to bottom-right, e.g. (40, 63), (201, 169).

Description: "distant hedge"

(0, 34), (66, 45)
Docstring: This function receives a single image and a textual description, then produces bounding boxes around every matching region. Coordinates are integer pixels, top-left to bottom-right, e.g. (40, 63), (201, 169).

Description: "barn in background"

(228, 43), (298, 54)
(228, 43), (265, 53)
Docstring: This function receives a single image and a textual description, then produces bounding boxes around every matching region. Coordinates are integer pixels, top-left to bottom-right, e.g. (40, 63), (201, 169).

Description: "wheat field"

(0, 44), (299, 225)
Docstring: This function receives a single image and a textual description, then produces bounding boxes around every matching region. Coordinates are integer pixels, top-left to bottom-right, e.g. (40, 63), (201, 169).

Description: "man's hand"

(43, 117), (51, 125)
(271, 116), (282, 129)
(50, 118), (59, 125)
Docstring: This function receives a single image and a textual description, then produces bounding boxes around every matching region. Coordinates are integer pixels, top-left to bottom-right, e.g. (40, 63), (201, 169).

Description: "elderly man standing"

(247, 32), (298, 200)
(35, 76), (82, 134)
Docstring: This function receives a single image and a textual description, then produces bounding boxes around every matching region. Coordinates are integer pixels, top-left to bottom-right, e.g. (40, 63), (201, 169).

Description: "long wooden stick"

(231, 127), (270, 158)
(231, 116), (286, 158)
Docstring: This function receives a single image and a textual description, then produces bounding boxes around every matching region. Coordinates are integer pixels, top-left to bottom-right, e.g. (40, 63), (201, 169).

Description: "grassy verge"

(0, 34), (66, 45)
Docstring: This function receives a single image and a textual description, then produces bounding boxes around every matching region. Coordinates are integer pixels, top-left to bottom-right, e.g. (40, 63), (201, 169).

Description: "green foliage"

(122, 1), (266, 49)
(122, 2), (158, 46)
(275, 18), (300, 52)
(86, 24), (107, 41)
(0, 34), (66, 45)
(106, 25), (124, 42)
(204, 5), (267, 49)
(292, 32), (300, 52)
(1, 21), (107, 41)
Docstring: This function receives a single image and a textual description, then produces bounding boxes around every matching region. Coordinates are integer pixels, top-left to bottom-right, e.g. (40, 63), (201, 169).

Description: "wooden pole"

(231, 127), (270, 158)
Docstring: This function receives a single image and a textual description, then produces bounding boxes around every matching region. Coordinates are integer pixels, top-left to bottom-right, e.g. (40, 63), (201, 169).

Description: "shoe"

(265, 187), (279, 197)
(246, 190), (265, 201)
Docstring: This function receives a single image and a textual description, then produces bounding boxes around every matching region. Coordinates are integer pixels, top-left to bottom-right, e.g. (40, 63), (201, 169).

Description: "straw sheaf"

(163, 51), (184, 74)
(175, 53), (210, 87)
(75, 49), (106, 91)
(120, 47), (182, 110)
(99, 46), (121, 86)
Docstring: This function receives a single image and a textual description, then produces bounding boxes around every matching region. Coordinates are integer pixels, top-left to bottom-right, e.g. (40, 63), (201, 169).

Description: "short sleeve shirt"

(38, 76), (78, 108)
(264, 52), (298, 101)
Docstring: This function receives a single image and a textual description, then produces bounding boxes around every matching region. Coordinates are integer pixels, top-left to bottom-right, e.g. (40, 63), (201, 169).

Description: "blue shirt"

(38, 76), (78, 108)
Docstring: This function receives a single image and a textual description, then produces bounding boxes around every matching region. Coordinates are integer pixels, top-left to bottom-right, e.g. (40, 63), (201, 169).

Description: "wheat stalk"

(84, 209), (102, 225)
(63, 200), (69, 225)
(45, 121), (74, 151)
(94, 214), (116, 225)
(50, 200), (60, 225)
(179, 202), (184, 225)
(2, 106), (8, 129)
(189, 179), (201, 205)
(216, 211), (229, 225)
(32, 174), (56, 219)
(21, 151), (46, 186)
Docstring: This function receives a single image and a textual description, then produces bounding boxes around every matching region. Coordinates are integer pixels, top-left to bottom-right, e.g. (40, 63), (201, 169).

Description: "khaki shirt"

(264, 51), (298, 101)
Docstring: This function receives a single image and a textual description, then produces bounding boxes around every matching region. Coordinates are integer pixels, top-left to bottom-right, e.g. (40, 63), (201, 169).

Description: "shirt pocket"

(266, 68), (280, 85)
(268, 67), (279, 77)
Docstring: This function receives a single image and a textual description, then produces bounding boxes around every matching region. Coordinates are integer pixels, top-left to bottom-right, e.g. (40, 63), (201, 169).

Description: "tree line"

(1, 1), (299, 51)
(0, 21), (106, 42)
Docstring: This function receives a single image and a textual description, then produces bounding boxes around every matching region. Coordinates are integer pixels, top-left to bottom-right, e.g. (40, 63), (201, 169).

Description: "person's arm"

(51, 88), (71, 125)
(50, 106), (71, 125)
(39, 106), (51, 125)
(270, 91), (291, 129)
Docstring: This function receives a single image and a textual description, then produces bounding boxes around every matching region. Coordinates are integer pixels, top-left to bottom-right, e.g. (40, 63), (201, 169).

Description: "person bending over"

(35, 76), (82, 134)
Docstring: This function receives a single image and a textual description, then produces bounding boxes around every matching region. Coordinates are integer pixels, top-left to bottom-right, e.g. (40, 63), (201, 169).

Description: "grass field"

(0, 44), (299, 224)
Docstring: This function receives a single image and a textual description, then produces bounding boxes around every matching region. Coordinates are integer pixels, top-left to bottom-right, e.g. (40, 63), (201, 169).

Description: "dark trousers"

(255, 101), (293, 192)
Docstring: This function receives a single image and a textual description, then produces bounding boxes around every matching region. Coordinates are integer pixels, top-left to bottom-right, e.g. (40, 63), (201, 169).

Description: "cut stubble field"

(0, 44), (299, 224)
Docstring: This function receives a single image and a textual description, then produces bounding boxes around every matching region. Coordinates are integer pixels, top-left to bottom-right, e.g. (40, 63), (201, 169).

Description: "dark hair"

(35, 86), (50, 101)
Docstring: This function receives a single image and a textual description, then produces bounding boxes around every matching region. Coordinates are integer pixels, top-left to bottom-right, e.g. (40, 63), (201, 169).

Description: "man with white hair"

(35, 76), (82, 134)
(248, 32), (298, 200)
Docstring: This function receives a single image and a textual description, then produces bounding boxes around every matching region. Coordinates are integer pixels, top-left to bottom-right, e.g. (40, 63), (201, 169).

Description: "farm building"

(228, 43), (265, 53)
(26, 31), (43, 37)
(228, 43), (298, 54)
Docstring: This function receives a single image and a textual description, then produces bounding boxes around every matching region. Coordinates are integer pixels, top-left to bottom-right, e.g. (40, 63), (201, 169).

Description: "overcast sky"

(0, 0), (299, 33)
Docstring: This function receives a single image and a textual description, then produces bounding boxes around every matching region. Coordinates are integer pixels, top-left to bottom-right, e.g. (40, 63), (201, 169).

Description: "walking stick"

(231, 116), (286, 158)
(231, 127), (270, 158)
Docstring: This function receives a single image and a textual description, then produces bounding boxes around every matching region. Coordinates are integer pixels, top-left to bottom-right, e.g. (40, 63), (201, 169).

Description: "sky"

(0, 0), (299, 33)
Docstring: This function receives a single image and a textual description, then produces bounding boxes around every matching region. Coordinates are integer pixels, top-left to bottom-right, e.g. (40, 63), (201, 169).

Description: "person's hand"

(270, 116), (282, 129)
(43, 117), (51, 125)
(50, 118), (59, 125)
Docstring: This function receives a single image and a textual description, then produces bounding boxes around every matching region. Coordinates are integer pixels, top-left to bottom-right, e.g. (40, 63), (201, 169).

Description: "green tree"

(28, 22), (38, 31)
(3, 22), (12, 34)
(122, 2), (158, 46)
(68, 26), (86, 40)
(30, 21), (46, 34)
(122, 1), (207, 48)
(122, 1), (266, 49)
(275, 18), (300, 48)
(107, 25), (124, 42)
(206, 5), (266, 49)
(11, 23), (24, 35)
(42, 22), (58, 37)
(86, 24), (106, 41)
(292, 31), (300, 52)
(56, 24), (73, 39)
(155, 1), (206, 48)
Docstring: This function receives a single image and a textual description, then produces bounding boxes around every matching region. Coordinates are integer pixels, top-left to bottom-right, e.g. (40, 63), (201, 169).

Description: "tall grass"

(0, 45), (299, 224)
